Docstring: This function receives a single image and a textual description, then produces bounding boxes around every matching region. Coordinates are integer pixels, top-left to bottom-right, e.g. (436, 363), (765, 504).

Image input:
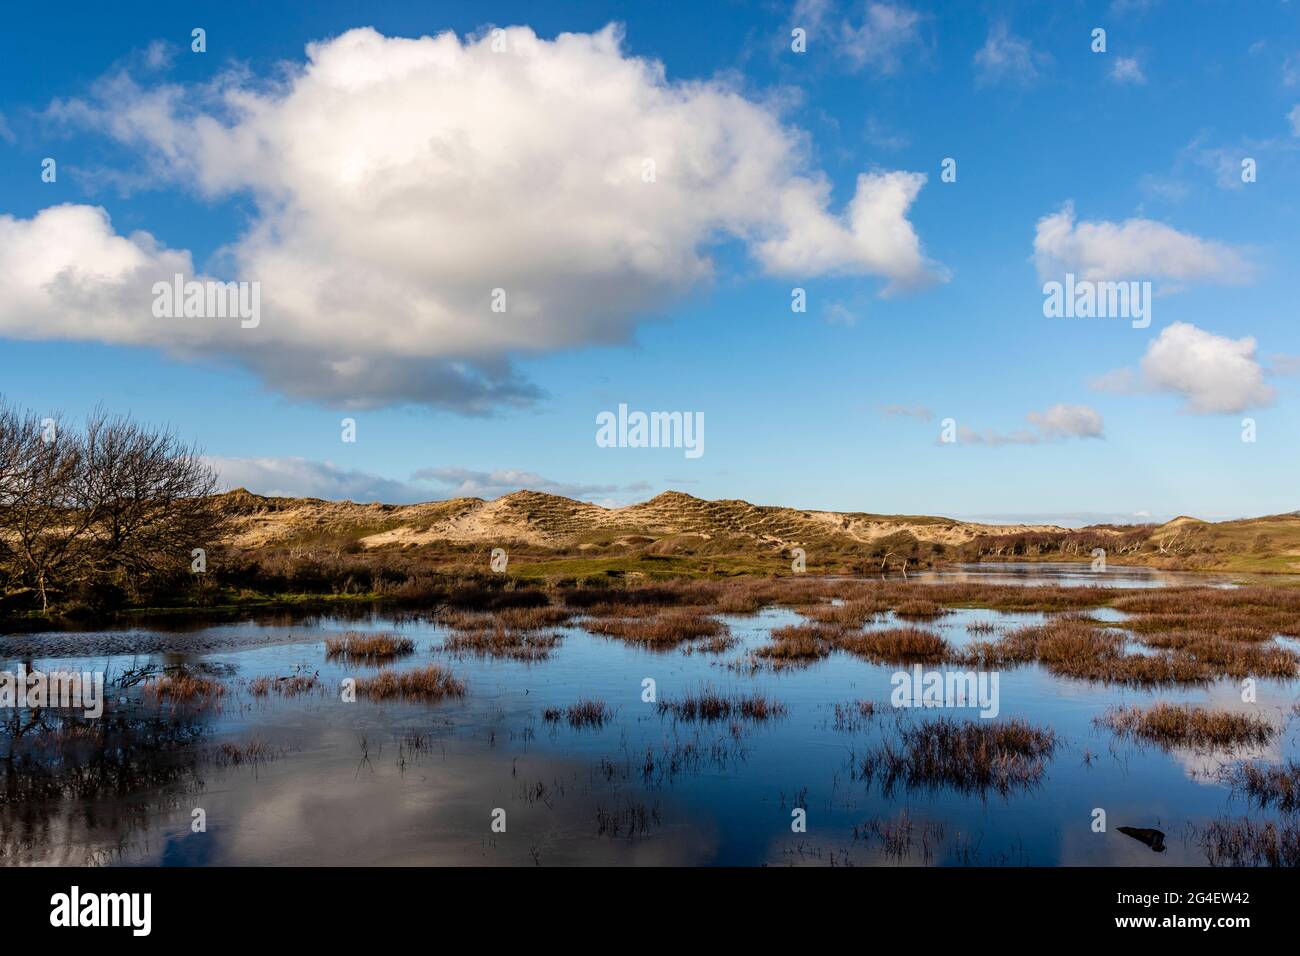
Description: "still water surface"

(3, 564), (1296, 866)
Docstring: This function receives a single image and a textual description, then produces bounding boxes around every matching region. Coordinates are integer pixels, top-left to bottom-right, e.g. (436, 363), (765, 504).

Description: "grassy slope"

(1133, 514), (1300, 574)
(222, 491), (1300, 582)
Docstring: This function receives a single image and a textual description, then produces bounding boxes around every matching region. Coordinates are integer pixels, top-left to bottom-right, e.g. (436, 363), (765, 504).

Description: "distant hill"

(214, 489), (1300, 576)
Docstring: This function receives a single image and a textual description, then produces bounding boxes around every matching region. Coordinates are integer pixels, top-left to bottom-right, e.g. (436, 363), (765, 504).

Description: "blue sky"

(0, 0), (1297, 524)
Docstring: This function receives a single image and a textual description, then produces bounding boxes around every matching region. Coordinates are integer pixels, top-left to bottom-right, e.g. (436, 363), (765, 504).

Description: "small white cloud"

(1289, 104), (1300, 136)
(0, 113), (14, 144)
(1089, 367), (1140, 394)
(880, 403), (933, 421)
(840, 2), (922, 74)
(1109, 56), (1146, 84)
(1025, 403), (1105, 439)
(142, 40), (175, 71)
(1284, 52), (1300, 86)
(1141, 323), (1276, 414)
(1093, 322), (1276, 414)
(1033, 202), (1253, 284)
(792, 0), (834, 36)
(974, 23), (1046, 86)
(949, 403), (1105, 446)
(823, 302), (859, 325)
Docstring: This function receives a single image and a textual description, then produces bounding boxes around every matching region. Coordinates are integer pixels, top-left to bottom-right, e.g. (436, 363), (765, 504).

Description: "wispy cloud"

(1284, 51), (1300, 86)
(946, 404), (1105, 446)
(412, 467), (650, 502)
(880, 403), (933, 421)
(1109, 56), (1146, 85)
(954, 511), (1162, 528)
(840, 2), (923, 74)
(974, 23), (1047, 86)
(792, 1), (923, 74)
(208, 457), (428, 503)
(209, 457), (650, 504)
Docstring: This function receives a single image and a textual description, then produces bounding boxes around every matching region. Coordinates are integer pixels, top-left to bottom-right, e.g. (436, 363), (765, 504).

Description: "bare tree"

(78, 409), (228, 592)
(0, 407), (95, 611)
(0, 398), (228, 612)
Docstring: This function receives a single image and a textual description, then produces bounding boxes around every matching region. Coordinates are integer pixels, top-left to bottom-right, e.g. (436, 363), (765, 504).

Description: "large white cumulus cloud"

(12, 25), (943, 410)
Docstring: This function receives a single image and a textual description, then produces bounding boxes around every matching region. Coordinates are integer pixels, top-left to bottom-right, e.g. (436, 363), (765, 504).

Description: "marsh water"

(3, 564), (1297, 866)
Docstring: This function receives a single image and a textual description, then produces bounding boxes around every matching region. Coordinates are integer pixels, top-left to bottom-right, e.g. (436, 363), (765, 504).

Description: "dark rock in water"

(1117, 826), (1166, 852)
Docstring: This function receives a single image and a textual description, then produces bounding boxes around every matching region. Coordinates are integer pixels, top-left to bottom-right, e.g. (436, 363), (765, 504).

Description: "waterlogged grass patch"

(356, 665), (466, 703)
(1135, 632), (1299, 679)
(963, 617), (1116, 668)
(1112, 586), (1300, 638)
(442, 627), (563, 661)
(585, 610), (727, 649)
(892, 598), (949, 621)
(324, 631), (416, 662)
(681, 632), (738, 655)
(853, 810), (947, 864)
(247, 672), (321, 697)
(1199, 817), (1300, 867)
(958, 615), (1295, 685)
(1236, 760), (1300, 812)
(657, 684), (787, 723)
(596, 799), (661, 840)
(755, 623), (836, 665)
(832, 699), (878, 732)
(858, 716), (1057, 797)
(146, 674), (226, 704)
(543, 698), (613, 729)
(798, 598), (889, 627)
(1125, 613), (1278, 642)
(212, 737), (278, 767)
(441, 605), (574, 632)
(1099, 703), (1275, 751)
(757, 621), (953, 667)
(837, 627), (951, 664)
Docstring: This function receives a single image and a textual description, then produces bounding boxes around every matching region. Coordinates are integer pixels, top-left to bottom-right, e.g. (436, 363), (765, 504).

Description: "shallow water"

(2, 569), (1298, 867)
(909, 561), (1243, 589)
